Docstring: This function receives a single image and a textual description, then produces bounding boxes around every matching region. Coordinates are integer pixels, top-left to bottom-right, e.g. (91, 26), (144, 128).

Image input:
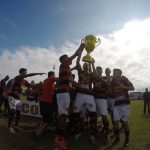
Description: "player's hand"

(39, 73), (46, 75)
(91, 58), (95, 64)
(79, 43), (85, 50)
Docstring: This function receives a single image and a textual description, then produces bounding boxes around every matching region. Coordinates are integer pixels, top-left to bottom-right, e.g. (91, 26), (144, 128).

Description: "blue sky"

(1, 0), (150, 90)
(1, 0), (150, 50)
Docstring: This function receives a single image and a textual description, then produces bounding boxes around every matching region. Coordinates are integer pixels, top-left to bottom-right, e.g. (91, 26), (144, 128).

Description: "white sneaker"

(9, 127), (16, 133)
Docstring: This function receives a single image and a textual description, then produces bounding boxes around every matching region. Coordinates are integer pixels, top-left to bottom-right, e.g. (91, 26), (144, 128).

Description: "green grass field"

(0, 100), (150, 150)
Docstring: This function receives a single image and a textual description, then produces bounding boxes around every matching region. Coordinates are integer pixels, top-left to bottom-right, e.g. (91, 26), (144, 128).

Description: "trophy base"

(82, 55), (94, 63)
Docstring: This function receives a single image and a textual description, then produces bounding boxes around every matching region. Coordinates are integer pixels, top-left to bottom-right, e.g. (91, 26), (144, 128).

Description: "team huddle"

(2, 43), (134, 150)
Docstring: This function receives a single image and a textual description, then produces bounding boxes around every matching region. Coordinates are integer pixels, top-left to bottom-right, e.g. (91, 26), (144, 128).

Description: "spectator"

(26, 80), (36, 101)
(143, 88), (150, 114)
(34, 81), (43, 102)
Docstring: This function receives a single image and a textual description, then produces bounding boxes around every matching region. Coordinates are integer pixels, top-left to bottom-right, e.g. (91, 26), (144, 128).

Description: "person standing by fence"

(143, 88), (150, 114)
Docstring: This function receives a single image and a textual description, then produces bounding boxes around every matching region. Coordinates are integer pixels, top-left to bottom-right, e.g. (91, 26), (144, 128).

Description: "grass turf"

(0, 100), (150, 150)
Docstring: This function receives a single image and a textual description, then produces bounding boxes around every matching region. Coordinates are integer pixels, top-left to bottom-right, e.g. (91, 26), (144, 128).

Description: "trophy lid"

(85, 34), (97, 42)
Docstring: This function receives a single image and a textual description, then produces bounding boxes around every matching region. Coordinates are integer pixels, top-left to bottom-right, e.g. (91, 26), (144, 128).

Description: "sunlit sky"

(0, 0), (150, 91)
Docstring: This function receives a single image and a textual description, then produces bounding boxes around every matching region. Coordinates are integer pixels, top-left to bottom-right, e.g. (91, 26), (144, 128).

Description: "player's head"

(31, 80), (35, 85)
(19, 68), (27, 75)
(96, 66), (102, 75)
(105, 68), (111, 76)
(48, 71), (55, 77)
(113, 68), (122, 78)
(59, 54), (68, 63)
(83, 63), (89, 71)
(38, 81), (43, 86)
(4, 75), (9, 81)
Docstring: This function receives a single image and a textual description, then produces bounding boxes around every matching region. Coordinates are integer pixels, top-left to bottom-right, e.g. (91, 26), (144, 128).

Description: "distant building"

(129, 92), (143, 100)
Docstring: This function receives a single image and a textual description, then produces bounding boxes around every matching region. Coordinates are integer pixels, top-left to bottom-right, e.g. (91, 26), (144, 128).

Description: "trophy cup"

(81, 34), (101, 63)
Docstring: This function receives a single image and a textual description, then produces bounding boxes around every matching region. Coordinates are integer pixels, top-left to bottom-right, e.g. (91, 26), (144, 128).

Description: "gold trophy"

(81, 34), (101, 63)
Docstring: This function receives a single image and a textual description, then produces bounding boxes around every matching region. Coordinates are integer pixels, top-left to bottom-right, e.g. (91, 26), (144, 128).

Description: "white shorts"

(8, 96), (22, 111)
(95, 99), (108, 116)
(107, 98), (115, 110)
(74, 93), (96, 113)
(56, 92), (70, 116)
(113, 104), (130, 122)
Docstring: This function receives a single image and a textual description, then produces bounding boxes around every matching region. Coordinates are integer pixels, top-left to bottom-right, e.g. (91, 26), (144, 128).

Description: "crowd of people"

(0, 43), (135, 150)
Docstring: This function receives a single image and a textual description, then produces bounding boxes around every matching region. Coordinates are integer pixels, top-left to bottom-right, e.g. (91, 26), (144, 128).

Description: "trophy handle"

(81, 38), (85, 44)
(96, 38), (101, 46)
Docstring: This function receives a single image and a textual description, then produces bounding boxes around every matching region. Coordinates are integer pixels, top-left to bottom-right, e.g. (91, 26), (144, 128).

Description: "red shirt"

(40, 76), (56, 103)
(13, 75), (30, 93)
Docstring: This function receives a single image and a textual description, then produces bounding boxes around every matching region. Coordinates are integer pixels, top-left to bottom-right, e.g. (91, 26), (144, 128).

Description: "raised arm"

(91, 61), (96, 75)
(72, 45), (83, 73)
(121, 84), (135, 91)
(71, 66), (77, 71)
(25, 73), (45, 78)
(121, 76), (135, 91)
(115, 76), (135, 91)
(70, 43), (85, 61)
(76, 47), (83, 66)
(89, 62), (94, 73)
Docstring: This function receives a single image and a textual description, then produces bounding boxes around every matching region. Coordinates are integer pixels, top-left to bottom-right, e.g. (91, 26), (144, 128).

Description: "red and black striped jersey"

(13, 74), (30, 93)
(76, 65), (93, 95)
(57, 58), (72, 92)
(93, 75), (108, 98)
(111, 75), (133, 105)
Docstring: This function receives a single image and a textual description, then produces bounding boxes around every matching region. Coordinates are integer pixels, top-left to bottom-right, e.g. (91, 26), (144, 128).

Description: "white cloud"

(0, 44), (78, 83)
(94, 18), (150, 91)
(1, 18), (150, 91)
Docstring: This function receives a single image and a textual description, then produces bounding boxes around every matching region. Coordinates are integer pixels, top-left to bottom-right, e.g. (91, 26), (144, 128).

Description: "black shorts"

(40, 102), (54, 123)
